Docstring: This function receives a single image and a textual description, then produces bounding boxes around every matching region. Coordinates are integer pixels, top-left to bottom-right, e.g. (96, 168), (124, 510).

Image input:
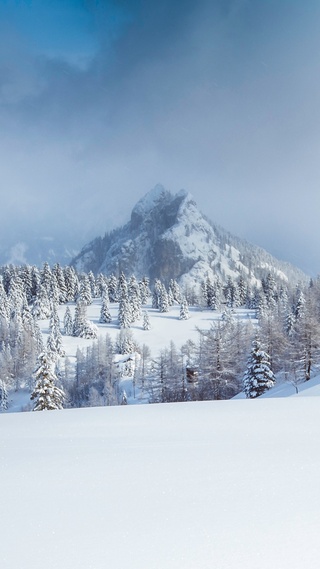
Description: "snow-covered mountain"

(72, 184), (307, 286)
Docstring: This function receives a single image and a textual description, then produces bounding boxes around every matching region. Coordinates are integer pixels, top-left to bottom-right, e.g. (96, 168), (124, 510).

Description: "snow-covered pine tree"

(243, 339), (276, 398)
(48, 304), (65, 357)
(168, 279), (181, 304)
(78, 275), (92, 306)
(63, 266), (78, 302)
(32, 284), (51, 320)
(63, 306), (73, 335)
(88, 271), (97, 298)
(237, 275), (247, 306)
(139, 277), (150, 305)
(143, 310), (151, 330)
(46, 331), (59, 361)
(0, 379), (8, 411)
(31, 351), (65, 411)
(0, 280), (10, 325)
(152, 279), (162, 309)
(31, 266), (41, 300)
(96, 273), (107, 298)
(128, 275), (141, 322)
(40, 262), (53, 295)
(108, 274), (118, 302)
(52, 263), (67, 304)
(99, 294), (112, 324)
(73, 301), (98, 339)
(158, 284), (169, 313)
(118, 277), (132, 329)
(179, 298), (189, 320)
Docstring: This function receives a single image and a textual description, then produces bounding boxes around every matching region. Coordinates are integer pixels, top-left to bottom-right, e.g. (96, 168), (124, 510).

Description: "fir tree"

(152, 279), (162, 309)
(52, 263), (67, 304)
(0, 379), (8, 411)
(40, 262), (53, 295)
(48, 304), (65, 357)
(118, 297), (132, 329)
(64, 266), (78, 302)
(32, 284), (51, 320)
(128, 275), (141, 322)
(139, 277), (150, 305)
(179, 298), (189, 320)
(108, 274), (118, 302)
(143, 310), (151, 330)
(73, 301), (98, 339)
(99, 295), (112, 324)
(63, 306), (73, 336)
(31, 352), (65, 411)
(158, 284), (169, 313)
(78, 275), (92, 306)
(243, 339), (276, 398)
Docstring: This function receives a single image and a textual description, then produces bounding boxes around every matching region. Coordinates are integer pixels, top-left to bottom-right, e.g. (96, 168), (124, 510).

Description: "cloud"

(1, 0), (320, 273)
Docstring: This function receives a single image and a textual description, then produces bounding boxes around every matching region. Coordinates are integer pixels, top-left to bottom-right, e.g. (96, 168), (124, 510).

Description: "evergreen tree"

(143, 310), (151, 330)
(99, 295), (112, 324)
(52, 263), (67, 304)
(40, 262), (53, 296)
(108, 274), (118, 302)
(64, 266), (78, 302)
(88, 271), (97, 298)
(63, 306), (73, 336)
(118, 298), (132, 329)
(32, 284), (51, 320)
(73, 301), (98, 339)
(78, 275), (92, 306)
(158, 284), (169, 313)
(48, 304), (65, 357)
(31, 352), (65, 411)
(139, 277), (150, 305)
(0, 379), (8, 411)
(118, 272), (128, 300)
(115, 329), (136, 355)
(179, 298), (189, 320)
(237, 275), (247, 306)
(243, 339), (276, 398)
(152, 279), (162, 309)
(128, 275), (141, 322)
(168, 279), (181, 304)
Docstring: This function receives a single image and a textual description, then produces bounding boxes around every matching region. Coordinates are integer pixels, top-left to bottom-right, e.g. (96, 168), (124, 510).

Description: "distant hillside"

(72, 184), (307, 287)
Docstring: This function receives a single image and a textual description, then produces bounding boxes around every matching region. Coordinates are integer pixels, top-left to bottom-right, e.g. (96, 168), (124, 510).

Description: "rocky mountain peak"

(72, 185), (307, 288)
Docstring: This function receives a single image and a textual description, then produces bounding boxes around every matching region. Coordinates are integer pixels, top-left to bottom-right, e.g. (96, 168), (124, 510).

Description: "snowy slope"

(1, 397), (320, 569)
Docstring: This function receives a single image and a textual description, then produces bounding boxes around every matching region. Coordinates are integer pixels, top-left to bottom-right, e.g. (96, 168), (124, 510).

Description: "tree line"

(0, 261), (319, 410)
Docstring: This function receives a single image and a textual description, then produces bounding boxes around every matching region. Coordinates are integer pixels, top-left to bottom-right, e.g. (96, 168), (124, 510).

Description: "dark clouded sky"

(1, 0), (320, 274)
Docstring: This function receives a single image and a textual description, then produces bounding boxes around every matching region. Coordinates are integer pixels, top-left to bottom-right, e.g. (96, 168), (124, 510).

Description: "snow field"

(40, 299), (255, 359)
(1, 397), (320, 569)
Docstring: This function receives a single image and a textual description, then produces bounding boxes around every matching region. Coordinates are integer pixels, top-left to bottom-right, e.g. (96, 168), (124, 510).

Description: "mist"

(1, 0), (320, 274)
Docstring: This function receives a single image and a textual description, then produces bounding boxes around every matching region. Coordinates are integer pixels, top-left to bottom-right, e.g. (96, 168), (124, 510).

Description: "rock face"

(72, 185), (307, 286)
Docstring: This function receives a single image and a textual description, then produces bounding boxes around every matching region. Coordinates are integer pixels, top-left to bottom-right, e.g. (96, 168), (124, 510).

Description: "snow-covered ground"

(1, 395), (320, 569)
(40, 300), (255, 359)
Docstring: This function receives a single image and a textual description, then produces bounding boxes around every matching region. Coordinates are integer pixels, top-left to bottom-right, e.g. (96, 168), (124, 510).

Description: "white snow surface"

(1, 396), (320, 569)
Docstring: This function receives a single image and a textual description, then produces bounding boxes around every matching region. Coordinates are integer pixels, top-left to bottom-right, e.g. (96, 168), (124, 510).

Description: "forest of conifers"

(0, 261), (318, 410)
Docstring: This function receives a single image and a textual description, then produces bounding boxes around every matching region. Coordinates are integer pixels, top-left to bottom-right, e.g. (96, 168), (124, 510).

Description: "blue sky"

(1, 0), (320, 274)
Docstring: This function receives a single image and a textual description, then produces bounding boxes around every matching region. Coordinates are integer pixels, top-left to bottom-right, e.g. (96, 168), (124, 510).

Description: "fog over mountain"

(1, 1), (320, 274)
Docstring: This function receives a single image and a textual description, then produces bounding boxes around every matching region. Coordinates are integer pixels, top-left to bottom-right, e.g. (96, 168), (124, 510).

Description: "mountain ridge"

(72, 185), (308, 287)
